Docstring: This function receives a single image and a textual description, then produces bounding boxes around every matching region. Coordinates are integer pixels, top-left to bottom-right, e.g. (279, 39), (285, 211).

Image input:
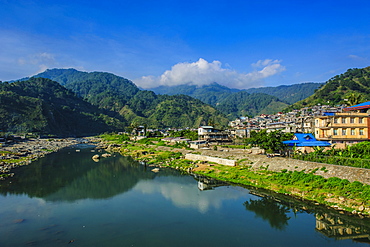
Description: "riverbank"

(0, 138), (84, 179)
(97, 137), (370, 217)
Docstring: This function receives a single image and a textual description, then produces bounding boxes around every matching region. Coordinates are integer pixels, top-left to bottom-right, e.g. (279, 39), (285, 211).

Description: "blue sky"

(1, 0), (370, 89)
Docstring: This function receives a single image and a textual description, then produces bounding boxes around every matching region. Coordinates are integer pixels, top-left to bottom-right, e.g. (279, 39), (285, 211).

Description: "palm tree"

(347, 93), (363, 106)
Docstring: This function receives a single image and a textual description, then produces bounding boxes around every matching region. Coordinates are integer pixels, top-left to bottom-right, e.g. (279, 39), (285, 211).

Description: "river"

(0, 145), (369, 246)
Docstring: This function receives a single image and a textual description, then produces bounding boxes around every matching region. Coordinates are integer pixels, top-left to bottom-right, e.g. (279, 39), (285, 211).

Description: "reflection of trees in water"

(45, 155), (155, 201)
(0, 149), (158, 201)
(243, 197), (291, 230)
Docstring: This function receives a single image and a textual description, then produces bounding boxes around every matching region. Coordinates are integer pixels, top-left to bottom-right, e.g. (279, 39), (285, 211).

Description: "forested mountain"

(34, 68), (140, 111)
(151, 83), (239, 106)
(216, 91), (289, 119)
(151, 82), (322, 106)
(245, 82), (323, 104)
(288, 67), (370, 110)
(29, 69), (229, 129)
(150, 81), (322, 117)
(0, 78), (125, 135)
(121, 92), (228, 128)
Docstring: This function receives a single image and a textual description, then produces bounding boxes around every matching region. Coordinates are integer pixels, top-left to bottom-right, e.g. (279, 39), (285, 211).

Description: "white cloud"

(18, 52), (58, 74)
(134, 58), (285, 89)
(133, 179), (246, 213)
(348, 54), (367, 61)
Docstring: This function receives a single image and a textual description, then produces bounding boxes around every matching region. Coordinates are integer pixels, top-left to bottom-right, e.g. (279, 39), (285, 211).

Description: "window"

(359, 118), (363, 124)
(333, 129), (338, 135)
(334, 118), (338, 124)
(342, 118), (346, 124)
(342, 129), (346, 135)
(351, 129), (355, 135)
(350, 118), (355, 124)
(360, 129), (364, 135)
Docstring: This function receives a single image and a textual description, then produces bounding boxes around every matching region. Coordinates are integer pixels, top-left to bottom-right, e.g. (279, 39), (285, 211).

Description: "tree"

(246, 130), (293, 153)
(346, 92), (363, 106)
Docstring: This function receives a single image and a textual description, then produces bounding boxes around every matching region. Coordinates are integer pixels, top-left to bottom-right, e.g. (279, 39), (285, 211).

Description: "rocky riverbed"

(0, 138), (85, 179)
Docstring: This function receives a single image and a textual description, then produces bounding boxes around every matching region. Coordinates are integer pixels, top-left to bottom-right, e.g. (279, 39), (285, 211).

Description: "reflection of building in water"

(316, 213), (370, 243)
(193, 175), (228, 191)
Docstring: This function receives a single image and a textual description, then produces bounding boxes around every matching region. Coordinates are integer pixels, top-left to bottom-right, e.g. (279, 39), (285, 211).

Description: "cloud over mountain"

(134, 58), (285, 89)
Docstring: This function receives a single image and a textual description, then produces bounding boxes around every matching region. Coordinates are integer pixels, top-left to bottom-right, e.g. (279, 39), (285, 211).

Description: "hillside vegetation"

(32, 69), (229, 129)
(245, 82), (323, 104)
(0, 78), (125, 135)
(151, 82), (321, 117)
(288, 67), (370, 110)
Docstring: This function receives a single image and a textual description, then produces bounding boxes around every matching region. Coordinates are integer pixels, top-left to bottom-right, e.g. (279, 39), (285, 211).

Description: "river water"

(0, 145), (369, 247)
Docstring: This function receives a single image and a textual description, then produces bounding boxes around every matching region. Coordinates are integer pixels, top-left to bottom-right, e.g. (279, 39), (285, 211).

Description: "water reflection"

(316, 213), (370, 243)
(244, 197), (291, 230)
(133, 175), (246, 213)
(1, 147), (370, 246)
(0, 147), (157, 201)
(242, 188), (370, 243)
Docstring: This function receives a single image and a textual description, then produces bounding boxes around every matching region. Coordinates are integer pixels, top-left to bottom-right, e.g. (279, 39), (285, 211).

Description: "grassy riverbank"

(100, 135), (370, 216)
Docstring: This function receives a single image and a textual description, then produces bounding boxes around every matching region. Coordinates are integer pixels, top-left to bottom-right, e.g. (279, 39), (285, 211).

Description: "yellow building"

(314, 102), (370, 148)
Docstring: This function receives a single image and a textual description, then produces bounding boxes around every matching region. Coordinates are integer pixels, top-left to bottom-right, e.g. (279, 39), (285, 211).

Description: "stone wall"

(185, 153), (236, 166)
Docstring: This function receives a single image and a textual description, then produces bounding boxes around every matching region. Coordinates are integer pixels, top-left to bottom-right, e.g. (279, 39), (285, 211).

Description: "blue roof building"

(343, 101), (370, 112)
(283, 133), (331, 147)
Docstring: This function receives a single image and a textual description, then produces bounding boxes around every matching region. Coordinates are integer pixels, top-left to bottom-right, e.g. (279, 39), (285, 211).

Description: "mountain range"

(150, 81), (323, 118)
(2, 66), (369, 136)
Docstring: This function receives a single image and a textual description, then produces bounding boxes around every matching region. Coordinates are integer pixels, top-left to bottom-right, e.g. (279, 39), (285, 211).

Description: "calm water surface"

(0, 146), (369, 247)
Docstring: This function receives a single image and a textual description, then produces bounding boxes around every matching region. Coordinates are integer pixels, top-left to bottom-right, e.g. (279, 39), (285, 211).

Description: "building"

(314, 102), (370, 148)
(283, 133), (331, 153)
(198, 126), (231, 142)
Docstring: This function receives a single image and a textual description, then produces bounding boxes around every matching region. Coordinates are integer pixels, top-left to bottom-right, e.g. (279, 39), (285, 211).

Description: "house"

(198, 126), (216, 135)
(314, 102), (370, 148)
(283, 133), (331, 153)
(198, 126), (231, 142)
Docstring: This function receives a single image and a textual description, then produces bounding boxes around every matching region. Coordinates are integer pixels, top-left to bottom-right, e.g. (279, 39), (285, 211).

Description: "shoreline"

(2, 135), (369, 217)
(0, 137), (86, 179)
(101, 139), (370, 217)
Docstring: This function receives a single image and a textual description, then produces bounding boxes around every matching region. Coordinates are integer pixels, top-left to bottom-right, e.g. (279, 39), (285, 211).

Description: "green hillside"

(0, 78), (125, 135)
(216, 91), (289, 119)
(32, 69), (229, 129)
(150, 82), (321, 118)
(151, 83), (239, 106)
(35, 68), (140, 111)
(245, 82), (323, 104)
(288, 67), (370, 110)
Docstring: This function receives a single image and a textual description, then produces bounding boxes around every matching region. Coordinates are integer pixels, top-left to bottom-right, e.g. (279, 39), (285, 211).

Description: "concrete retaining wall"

(185, 153), (236, 166)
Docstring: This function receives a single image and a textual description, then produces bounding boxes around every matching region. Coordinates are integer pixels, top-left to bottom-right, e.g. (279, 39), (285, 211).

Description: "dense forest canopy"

(150, 81), (322, 117)
(0, 77), (125, 135)
(287, 67), (370, 110)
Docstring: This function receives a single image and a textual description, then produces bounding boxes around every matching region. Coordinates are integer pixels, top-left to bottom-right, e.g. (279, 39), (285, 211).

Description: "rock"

(101, 153), (111, 158)
(151, 168), (160, 173)
(359, 205), (365, 211)
(92, 154), (100, 160)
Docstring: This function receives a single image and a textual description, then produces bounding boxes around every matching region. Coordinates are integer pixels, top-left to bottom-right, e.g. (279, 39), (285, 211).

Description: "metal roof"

(282, 133), (331, 147)
(343, 101), (370, 111)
